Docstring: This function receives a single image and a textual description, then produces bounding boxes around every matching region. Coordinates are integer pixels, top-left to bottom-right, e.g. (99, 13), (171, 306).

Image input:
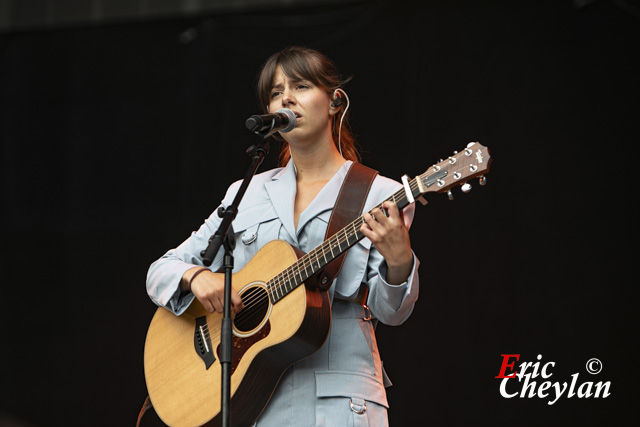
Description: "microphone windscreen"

(276, 108), (296, 133)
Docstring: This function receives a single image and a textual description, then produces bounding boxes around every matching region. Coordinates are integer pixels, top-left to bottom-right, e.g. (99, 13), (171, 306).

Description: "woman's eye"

(296, 84), (308, 90)
(270, 91), (281, 98)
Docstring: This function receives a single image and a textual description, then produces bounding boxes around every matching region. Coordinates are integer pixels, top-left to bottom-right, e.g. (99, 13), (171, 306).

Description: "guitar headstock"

(417, 142), (491, 199)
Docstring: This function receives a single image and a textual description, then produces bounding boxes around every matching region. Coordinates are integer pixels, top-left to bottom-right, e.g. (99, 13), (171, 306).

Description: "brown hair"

(256, 46), (359, 166)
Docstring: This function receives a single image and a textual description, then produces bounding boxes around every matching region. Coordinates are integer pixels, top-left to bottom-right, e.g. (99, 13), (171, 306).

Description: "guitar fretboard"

(267, 169), (443, 303)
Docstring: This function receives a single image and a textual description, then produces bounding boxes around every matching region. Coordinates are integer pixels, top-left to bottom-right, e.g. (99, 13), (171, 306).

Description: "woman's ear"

(330, 90), (344, 108)
(329, 90), (343, 116)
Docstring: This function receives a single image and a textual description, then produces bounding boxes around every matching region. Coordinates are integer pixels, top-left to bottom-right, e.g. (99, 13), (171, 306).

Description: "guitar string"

(230, 197), (390, 323)
(226, 171), (441, 332)
(284, 162), (455, 284)
(229, 184), (416, 330)
(206, 160), (471, 333)
(203, 157), (480, 334)
(228, 177), (422, 329)
(202, 188), (389, 336)
(212, 208), (385, 332)
(264, 153), (480, 304)
(210, 165), (454, 331)
(265, 184), (412, 299)
(238, 191), (401, 319)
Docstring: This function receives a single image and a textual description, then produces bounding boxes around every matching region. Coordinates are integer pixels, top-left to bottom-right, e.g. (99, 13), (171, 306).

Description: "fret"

(280, 273), (288, 298)
(283, 271), (290, 294)
(282, 272), (289, 295)
(296, 265), (304, 284)
(289, 267), (296, 288)
(270, 276), (280, 302)
(298, 255), (313, 281)
(280, 275), (287, 299)
(267, 278), (274, 302)
(282, 268), (291, 294)
(286, 266), (295, 289)
(278, 275), (285, 300)
(309, 251), (316, 271)
(272, 275), (280, 301)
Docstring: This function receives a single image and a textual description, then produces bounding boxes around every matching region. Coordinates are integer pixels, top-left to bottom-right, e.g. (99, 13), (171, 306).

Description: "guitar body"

(144, 240), (331, 427)
(143, 142), (492, 426)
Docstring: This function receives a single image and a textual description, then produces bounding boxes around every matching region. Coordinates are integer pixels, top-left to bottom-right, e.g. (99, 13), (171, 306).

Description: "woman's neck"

(290, 139), (345, 182)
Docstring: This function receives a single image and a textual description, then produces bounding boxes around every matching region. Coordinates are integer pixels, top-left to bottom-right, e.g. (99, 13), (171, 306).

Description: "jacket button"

(241, 232), (257, 245)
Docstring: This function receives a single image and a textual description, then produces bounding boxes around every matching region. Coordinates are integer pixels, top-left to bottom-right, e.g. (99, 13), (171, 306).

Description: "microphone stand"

(199, 125), (276, 427)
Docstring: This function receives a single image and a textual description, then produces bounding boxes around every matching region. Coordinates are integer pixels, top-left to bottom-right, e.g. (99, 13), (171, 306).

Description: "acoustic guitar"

(144, 142), (491, 426)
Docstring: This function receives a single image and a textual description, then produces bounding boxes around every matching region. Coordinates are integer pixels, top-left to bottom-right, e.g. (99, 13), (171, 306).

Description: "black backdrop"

(1, 1), (638, 426)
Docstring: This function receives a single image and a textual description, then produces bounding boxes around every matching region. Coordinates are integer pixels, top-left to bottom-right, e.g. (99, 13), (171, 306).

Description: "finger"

(383, 201), (399, 218)
(365, 211), (381, 230)
(202, 299), (215, 313)
(232, 292), (244, 312)
(370, 208), (392, 230)
(211, 297), (224, 313)
(359, 222), (379, 243)
(381, 202), (406, 230)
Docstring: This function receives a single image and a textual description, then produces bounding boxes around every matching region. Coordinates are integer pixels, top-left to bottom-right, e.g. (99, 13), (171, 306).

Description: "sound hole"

(233, 284), (270, 335)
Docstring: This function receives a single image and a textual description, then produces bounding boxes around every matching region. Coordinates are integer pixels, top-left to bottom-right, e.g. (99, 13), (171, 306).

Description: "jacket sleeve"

(364, 201), (420, 326)
(146, 181), (243, 316)
(145, 206), (225, 316)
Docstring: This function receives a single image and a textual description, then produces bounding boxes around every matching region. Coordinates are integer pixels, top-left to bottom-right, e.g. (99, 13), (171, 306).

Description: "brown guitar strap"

(136, 396), (152, 427)
(316, 161), (378, 290)
(136, 162), (377, 426)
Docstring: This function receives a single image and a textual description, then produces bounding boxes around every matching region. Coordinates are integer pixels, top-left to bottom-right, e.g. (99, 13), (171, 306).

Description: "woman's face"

(268, 66), (334, 146)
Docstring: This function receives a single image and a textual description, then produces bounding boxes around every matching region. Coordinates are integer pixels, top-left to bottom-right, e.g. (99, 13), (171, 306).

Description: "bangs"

(278, 51), (324, 85)
(257, 47), (341, 112)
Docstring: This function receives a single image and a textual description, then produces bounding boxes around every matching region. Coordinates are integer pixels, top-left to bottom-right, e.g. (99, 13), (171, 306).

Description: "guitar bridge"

(194, 316), (216, 369)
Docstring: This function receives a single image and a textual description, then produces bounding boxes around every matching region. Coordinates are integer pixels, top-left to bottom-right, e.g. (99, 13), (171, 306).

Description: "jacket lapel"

(296, 161), (352, 235)
(264, 161), (298, 243)
(264, 160), (354, 241)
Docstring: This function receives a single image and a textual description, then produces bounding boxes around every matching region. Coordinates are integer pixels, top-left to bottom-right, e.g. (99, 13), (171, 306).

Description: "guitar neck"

(268, 174), (430, 304)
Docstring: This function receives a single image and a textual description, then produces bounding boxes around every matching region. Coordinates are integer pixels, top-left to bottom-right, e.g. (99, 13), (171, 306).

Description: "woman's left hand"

(360, 201), (414, 285)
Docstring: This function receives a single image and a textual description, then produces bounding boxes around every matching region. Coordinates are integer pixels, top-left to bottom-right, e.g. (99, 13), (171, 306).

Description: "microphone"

(245, 108), (296, 134)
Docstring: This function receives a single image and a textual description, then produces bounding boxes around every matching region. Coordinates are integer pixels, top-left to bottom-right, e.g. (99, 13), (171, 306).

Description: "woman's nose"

(282, 89), (295, 106)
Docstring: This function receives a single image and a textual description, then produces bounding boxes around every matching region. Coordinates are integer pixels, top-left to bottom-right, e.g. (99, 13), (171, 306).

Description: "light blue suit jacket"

(147, 160), (420, 426)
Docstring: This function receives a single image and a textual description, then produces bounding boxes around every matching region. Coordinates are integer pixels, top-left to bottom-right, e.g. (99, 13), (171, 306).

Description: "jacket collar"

(264, 159), (353, 240)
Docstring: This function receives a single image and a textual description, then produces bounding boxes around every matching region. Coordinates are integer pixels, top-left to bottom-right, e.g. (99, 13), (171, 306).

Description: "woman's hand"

(359, 201), (413, 285)
(182, 268), (244, 314)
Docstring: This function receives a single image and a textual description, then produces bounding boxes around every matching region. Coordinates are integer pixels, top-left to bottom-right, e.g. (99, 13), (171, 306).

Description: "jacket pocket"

(315, 371), (388, 427)
(231, 203), (279, 267)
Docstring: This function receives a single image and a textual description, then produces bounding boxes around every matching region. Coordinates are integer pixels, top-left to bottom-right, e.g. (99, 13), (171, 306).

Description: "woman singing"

(147, 46), (420, 426)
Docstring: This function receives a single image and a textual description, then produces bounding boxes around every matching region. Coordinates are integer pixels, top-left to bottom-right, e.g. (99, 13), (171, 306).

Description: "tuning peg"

(447, 190), (454, 200)
(461, 183), (472, 193)
(479, 175), (487, 186)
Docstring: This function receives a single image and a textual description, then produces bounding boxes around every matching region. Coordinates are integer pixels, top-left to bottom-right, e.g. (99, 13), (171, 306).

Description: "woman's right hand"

(183, 267), (244, 314)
